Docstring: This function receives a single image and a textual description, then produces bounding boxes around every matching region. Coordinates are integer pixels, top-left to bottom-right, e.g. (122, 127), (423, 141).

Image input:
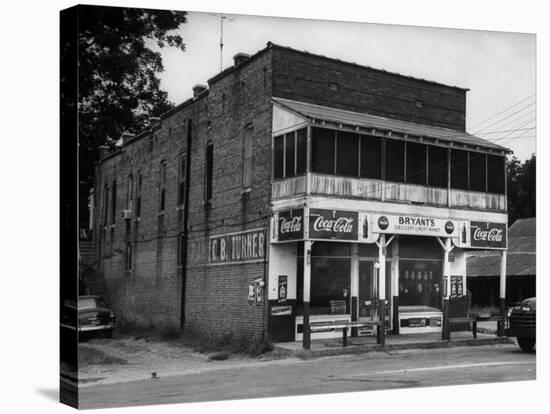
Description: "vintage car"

(506, 297), (536, 352)
(61, 295), (116, 339)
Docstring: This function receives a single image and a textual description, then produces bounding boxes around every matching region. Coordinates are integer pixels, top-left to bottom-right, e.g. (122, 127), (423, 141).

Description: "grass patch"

(79, 345), (127, 367)
(116, 321), (182, 342)
(178, 330), (274, 357)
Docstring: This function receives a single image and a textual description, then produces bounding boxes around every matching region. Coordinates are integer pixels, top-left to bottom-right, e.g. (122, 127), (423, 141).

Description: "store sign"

(277, 209), (304, 241)
(271, 305), (292, 316)
(372, 214), (459, 238)
(309, 209), (358, 240)
(278, 275), (288, 301)
(209, 228), (266, 264)
(470, 221), (507, 249)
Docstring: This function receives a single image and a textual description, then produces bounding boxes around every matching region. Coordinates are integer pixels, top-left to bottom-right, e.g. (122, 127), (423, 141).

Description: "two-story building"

(93, 42), (509, 349)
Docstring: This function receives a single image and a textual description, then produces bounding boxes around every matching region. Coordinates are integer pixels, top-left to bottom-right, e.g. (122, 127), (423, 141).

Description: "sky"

(157, 11), (536, 161)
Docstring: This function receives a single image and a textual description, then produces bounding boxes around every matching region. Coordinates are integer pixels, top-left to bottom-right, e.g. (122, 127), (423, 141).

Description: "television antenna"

(219, 14), (235, 72)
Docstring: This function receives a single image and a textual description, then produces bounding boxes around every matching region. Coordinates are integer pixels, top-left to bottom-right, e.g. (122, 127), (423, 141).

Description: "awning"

(273, 97), (509, 152)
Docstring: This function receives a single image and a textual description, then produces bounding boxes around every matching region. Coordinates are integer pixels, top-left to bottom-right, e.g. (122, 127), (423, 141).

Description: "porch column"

(302, 239), (312, 349)
(391, 239), (400, 334)
(440, 238), (453, 341)
(498, 250), (507, 337)
(377, 234), (386, 346)
(351, 243), (359, 337)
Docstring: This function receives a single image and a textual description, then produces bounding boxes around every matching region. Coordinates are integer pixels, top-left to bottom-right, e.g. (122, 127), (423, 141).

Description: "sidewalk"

(275, 329), (511, 358)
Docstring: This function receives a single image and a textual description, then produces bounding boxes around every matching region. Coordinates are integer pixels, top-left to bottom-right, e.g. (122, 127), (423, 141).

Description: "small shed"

(467, 217), (536, 307)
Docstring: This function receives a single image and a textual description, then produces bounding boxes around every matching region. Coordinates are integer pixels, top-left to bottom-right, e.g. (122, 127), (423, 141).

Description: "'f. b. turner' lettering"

(209, 229), (266, 264)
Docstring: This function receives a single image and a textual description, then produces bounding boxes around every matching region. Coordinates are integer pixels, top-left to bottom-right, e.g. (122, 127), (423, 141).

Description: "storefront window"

(399, 236), (442, 310)
(296, 242), (351, 315)
(399, 260), (442, 309)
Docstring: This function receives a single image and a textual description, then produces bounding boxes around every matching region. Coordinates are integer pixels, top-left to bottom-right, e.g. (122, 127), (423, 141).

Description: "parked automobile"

(505, 297), (536, 352)
(61, 295), (116, 339)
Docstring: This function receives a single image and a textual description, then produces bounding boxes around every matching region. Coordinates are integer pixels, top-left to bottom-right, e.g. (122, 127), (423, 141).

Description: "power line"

(468, 94), (535, 131)
(471, 101), (535, 135)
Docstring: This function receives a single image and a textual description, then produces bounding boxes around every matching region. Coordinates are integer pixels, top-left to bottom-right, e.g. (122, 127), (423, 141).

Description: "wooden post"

(498, 250), (507, 337)
(392, 238), (400, 334)
(351, 243), (359, 337)
(302, 239), (312, 349)
(438, 237), (453, 341)
(378, 234), (386, 346)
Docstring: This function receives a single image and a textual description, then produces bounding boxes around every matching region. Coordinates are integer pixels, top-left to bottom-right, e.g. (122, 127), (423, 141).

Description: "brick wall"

(94, 49), (273, 340)
(272, 46), (467, 131)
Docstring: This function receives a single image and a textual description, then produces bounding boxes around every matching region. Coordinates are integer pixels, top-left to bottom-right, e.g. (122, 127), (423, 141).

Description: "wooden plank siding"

(272, 175), (307, 199)
(310, 174), (383, 199)
(385, 182), (448, 205)
(272, 173), (506, 211)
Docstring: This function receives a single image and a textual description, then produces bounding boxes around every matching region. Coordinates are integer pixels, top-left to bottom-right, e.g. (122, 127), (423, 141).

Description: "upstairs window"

(428, 146), (448, 188)
(177, 154), (186, 206)
(273, 128), (307, 179)
(296, 129), (307, 175)
(243, 126), (254, 188)
(159, 161), (167, 213)
(406, 142), (427, 185)
(285, 132), (295, 177)
(451, 149), (468, 190)
(487, 154), (505, 194)
(360, 135), (382, 179)
(311, 127), (335, 175)
(135, 173), (142, 218)
(469, 152), (487, 192)
(110, 180), (117, 225)
(385, 140), (405, 182)
(273, 135), (284, 179)
(126, 174), (133, 210)
(102, 184), (109, 227)
(336, 131), (359, 177)
(205, 143), (213, 201)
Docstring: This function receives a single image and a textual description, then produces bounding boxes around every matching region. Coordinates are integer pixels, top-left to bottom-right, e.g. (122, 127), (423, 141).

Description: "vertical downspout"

(180, 119), (193, 330)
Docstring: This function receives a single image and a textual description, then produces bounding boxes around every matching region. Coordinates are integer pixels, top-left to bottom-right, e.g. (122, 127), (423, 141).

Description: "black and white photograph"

(3, 1), (546, 413)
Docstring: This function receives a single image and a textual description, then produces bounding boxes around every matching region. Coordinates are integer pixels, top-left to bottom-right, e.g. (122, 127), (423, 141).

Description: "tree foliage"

(507, 154), (536, 225)
(76, 5), (187, 225)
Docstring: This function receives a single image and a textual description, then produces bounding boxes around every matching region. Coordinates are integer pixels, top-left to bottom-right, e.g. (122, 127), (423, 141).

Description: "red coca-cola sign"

(470, 221), (507, 249)
(309, 209), (358, 240)
(278, 209), (304, 241)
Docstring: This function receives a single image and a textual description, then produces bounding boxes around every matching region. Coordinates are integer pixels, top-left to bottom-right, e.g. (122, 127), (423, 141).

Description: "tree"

(76, 5), (187, 227)
(507, 154), (536, 225)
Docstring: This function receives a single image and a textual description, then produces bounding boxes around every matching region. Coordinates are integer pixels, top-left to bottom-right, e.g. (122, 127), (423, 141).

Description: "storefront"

(267, 206), (507, 347)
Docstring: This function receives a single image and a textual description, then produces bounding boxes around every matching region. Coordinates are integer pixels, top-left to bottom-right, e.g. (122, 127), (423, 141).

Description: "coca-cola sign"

(470, 221), (507, 249)
(309, 209), (358, 240)
(278, 209), (304, 241)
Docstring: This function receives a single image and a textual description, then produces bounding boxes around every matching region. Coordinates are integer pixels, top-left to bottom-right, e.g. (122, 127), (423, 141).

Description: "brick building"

(93, 42), (510, 348)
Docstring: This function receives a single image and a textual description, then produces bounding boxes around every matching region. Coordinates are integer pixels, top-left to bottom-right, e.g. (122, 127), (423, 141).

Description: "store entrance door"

(358, 260), (391, 334)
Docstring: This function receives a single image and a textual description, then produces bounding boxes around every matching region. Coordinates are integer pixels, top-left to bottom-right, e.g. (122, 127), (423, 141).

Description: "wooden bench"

(448, 294), (505, 338)
(309, 321), (378, 347)
(448, 294), (476, 338)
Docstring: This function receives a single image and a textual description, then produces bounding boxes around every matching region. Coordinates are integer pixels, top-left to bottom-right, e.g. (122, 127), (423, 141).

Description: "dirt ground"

(78, 334), (294, 387)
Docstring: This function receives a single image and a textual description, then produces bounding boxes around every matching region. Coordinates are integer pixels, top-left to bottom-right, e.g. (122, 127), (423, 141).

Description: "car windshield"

(78, 298), (106, 310)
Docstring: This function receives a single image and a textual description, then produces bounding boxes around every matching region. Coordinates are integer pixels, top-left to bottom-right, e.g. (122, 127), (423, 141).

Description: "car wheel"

(517, 337), (535, 352)
(104, 329), (113, 339)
